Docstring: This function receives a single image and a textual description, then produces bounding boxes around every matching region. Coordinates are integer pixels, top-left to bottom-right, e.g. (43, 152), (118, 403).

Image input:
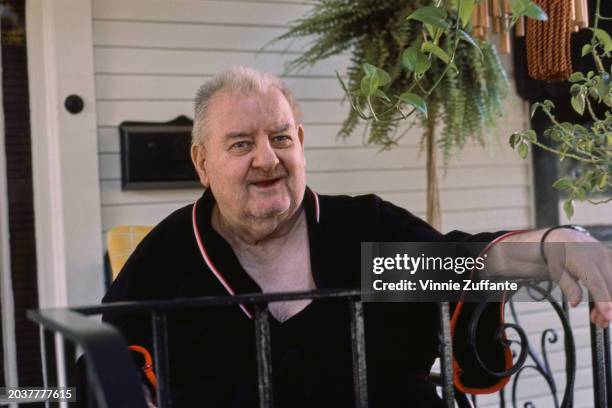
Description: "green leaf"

(360, 75), (378, 97)
(595, 73), (611, 99)
(360, 63), (391, 96)
(570, 83), (581, 96)
(563, 200), (574, 219)
(508, 0), (528, 15)
(402, 46), (430, 76)
(509, 133), (519, 148)
(581, 44), (592, 57)
(415, 51), (432, 75)
(363, 63), (390, 86)
(544, 128), (561, 142)
(458, 30), (481, 56)
(407, 5), (450, 30)
(526, 129), (537, 141)
(569, 72), (585, 83)
(573, 124), (589, 136)
(458, 0), (475, 28)
(543, 100), (555, 110)
(374, 89), (391, 103)
(399, 92), (428, 117)
(593, 28), (612, 52)
(363, 63), (377, 77)
(376, 69), (391, 86)
(522, 3), (548, 21)
(402, 46), (419, 71)
(423, 23), (438, 39)
(597, 173), (609, 189)
(422, 41), (450, 64)
(571, 93), (585, 115)
(518, 143), (529, 159)
(530, 103), (540, 118)
(552, 177), (573, 190)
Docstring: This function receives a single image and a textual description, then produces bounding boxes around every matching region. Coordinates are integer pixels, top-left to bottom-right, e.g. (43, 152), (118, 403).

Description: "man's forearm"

(483, 227), (592, 280)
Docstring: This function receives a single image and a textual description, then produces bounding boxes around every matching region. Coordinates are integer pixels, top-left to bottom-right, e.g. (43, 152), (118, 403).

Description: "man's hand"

(488, 227), (612, 328)
(550, 228), (612, 328)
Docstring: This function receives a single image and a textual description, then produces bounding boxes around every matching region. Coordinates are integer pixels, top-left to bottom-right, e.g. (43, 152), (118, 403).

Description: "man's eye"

(272, 135), (292, 146)
(229, 141), (252, 151)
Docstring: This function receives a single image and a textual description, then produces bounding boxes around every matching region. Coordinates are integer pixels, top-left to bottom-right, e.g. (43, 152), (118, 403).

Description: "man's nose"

(252, 139), (280, 171)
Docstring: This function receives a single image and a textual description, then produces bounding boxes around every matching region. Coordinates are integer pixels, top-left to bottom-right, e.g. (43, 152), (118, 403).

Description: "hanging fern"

(276, 0), (510, 165)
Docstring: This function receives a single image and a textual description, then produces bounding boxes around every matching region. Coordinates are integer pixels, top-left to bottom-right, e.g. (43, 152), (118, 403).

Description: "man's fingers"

(593, 301), (612, 321)
(557, 272), (582, 307)
(590, 307), (610, 329)
(580, 264), (611, 303)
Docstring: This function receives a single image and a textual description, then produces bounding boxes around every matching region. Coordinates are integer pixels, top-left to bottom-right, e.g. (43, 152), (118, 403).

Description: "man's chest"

(233, 227), (315, 321)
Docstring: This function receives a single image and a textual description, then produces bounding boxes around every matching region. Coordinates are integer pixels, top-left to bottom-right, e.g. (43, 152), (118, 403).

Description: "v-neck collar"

(191, 187), (327, 319)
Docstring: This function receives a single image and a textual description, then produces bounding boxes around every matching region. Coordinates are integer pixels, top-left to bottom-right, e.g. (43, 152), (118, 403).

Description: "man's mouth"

(251, 177), (283, 188)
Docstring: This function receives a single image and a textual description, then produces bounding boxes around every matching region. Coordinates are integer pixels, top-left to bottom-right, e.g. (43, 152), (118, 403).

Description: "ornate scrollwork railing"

(465, 283), (579, 408)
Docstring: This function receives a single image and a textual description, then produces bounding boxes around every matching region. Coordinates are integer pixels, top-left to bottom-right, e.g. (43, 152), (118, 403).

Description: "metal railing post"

(438, 302), (454, 408)
(589, 301), (609, 408)
(349, 299), (368, 408)
(152, 311), (172, 408)
(254, 303), (274, 408)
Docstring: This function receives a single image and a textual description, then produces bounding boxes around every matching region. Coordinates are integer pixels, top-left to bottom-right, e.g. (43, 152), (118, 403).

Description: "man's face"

(191, 88), (306, 226)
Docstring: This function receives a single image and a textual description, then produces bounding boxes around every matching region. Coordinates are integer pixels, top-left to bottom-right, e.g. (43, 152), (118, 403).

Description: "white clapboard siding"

(94, 48), (349, 77)
(90, 1), (607, 404)
(96, 100), (349, 126)
(93, 20), (311, 52)
(93, 0), (312, 26)
(559, 199), (612, 226)
(96, 75), (347, 101)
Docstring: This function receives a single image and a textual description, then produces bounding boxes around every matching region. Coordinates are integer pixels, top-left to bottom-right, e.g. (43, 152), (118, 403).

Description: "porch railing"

(27, 287), (611, 408)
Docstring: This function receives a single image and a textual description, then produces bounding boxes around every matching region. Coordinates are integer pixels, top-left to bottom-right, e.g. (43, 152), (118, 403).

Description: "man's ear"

(297, 124), (305, 149)
(190, 144), (209, 187)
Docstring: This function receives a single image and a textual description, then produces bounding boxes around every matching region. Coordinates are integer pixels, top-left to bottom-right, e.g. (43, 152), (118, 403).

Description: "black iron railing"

(27, 287), (611, 408)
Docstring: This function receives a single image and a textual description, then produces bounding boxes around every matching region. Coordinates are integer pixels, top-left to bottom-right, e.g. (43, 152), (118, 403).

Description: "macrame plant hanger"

(525, 0), (584, 81)
(471, 0), (588, 78)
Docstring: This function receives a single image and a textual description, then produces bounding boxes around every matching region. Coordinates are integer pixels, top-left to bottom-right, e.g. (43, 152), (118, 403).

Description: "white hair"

(191, 66), (302, 144)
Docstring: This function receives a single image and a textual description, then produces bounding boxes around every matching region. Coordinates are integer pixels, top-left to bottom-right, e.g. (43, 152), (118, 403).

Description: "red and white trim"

(191, 200), (253, 319)
(312, 190), (320, 223)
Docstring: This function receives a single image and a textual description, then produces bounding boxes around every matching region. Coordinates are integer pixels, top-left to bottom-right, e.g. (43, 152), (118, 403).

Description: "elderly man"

(103, 66), (612, 407)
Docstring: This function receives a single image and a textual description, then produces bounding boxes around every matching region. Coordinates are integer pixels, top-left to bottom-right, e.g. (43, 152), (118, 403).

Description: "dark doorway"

(1, 0), (43, 391)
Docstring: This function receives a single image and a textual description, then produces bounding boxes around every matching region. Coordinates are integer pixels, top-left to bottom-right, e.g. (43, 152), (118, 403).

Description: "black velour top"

(102, 187), (511, 407)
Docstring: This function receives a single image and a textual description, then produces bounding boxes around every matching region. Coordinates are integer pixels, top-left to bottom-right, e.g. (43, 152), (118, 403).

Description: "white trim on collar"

(312, 190), (320, 223)
(191, 199), (253, 319)
(191, 189), (320, 319)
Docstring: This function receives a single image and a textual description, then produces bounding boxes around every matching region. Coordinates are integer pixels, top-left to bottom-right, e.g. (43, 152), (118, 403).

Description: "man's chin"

(248, 200), (291, 219)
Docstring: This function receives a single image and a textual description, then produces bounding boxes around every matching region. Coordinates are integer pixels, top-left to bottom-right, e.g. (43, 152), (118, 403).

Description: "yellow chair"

(105, 225), (153, 285)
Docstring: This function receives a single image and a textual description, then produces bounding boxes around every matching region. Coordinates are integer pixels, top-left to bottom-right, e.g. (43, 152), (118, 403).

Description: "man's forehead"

(224, 122), (293, 139)
(212, 88), (291, 114)
(208, 88), (296, 134)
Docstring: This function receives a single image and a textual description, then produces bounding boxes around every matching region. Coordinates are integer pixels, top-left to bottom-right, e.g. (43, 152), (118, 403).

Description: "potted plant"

(510, 0), (611, 218)
(275, 0), (546, 228)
